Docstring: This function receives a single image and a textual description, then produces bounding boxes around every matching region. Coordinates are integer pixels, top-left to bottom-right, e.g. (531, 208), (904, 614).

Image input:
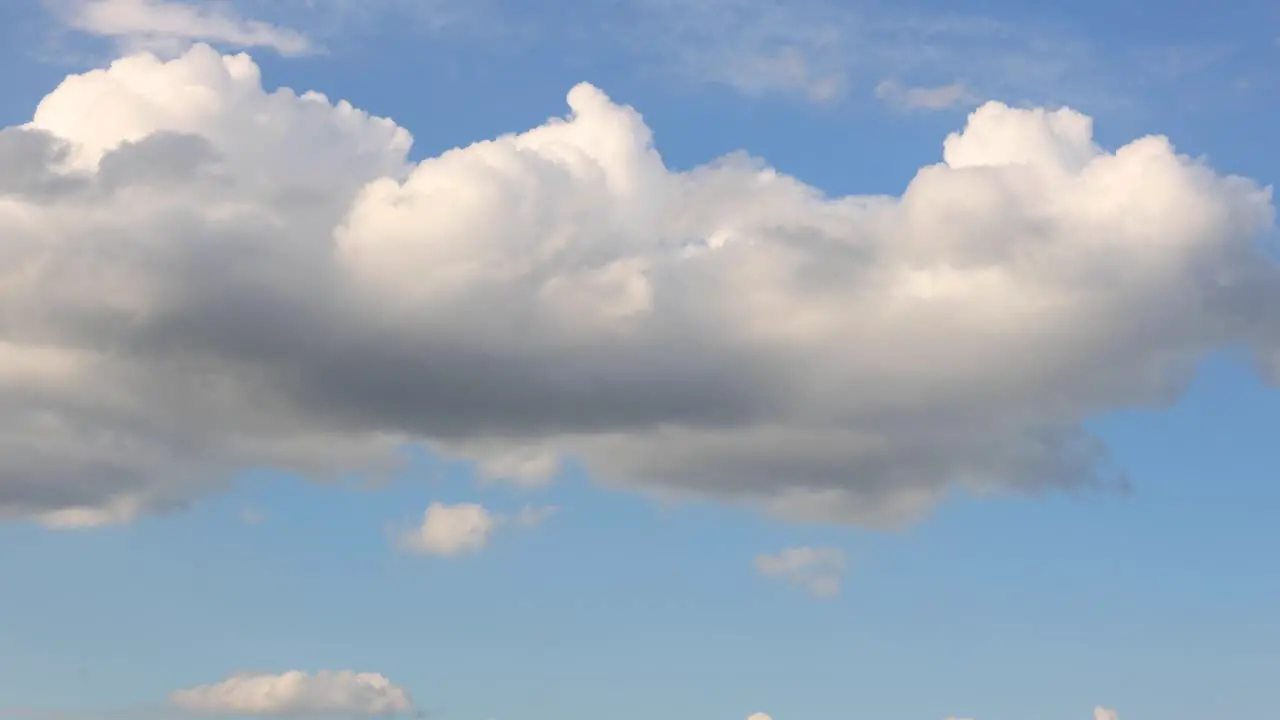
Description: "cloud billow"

(0, 44), (1275, 528)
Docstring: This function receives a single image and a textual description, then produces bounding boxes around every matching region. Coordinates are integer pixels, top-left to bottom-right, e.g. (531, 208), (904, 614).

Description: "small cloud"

(168, 669), (412, 716)
(474, 446), (561, 487)
(718, 46), (847, 102)
(514, 504), (559, 528)
(398, 502), (497, 558)
(55, 0), (315, 56)
(239, 505), (265, 526)
(35, 495), (144, 530)
(754, 546), (846, 599)
(747, 713), (773, 720)
(397, 502), (557, 557)
(633, 0), (849, 103)
(875, 78), (976, 111)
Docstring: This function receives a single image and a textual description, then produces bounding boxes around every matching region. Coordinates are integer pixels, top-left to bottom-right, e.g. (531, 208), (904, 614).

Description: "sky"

(0, 1), (1279, 719)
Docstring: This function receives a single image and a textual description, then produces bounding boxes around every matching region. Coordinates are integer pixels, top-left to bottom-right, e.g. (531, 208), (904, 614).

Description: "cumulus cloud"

(397, 502), (557, 557)
(398, 502), (496, 557)
(754, 546), (846, 598)
(56, 0), (315, 56)
(1, 45), (1277, 529)
(168, 670), (412, 716)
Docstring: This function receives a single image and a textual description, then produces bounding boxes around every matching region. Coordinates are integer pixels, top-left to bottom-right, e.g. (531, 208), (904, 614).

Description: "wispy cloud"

(755, 546), (847, 599)
(621, 0), (1243, 114)
(52, 0), (315, 56)
(875, 78), (975, 110)
(44, 0), (1247, 115)
(627, 0), (1107, 107)
(232, 0), (522, 51)
(629, 0), (851, 101)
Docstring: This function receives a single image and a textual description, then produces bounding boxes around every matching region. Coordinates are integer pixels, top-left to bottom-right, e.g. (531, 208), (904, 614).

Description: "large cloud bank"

(1, 45), (1275, 528)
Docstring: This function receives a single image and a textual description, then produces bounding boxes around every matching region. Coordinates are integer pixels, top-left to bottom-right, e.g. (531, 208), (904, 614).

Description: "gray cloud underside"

(0, 45), (1276, 527)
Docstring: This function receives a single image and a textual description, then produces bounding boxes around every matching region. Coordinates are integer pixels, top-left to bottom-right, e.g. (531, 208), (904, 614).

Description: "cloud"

(397, 502), (557, 556)
(47, 1), (1235, 113)
(55, 0), (315, 56)
(875, 78), (975, 111)
(624, 0), (1233, 112)
(514, 504), (559, 528)
(630, 0), (850, 101)
(1, 45), (1277, 530)
(474, 445), (562, 487)
(168, 670), (412, 716)
(398, 502), (497, 557)
(754, 547), (846, 598)
(747, 714), (773, 720)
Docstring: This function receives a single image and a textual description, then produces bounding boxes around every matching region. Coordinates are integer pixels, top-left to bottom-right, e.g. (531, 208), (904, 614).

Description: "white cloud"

(875, 78), (975, 111)
(168, 669), (412, 716)
(398, 502), (497, 557)
(397, 502), (556, 556)
(747, 713), (773, 720)
(56, 0), (315, 56)
(755, 547), (846, 598)
(1, 46), (1277, 530)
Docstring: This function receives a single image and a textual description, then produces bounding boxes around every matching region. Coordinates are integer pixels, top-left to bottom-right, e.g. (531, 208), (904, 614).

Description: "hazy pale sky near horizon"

(1, 1), (1279, 719)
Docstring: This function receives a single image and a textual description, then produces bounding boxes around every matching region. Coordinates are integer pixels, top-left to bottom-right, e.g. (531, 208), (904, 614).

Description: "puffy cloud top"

(0, 45), (1275, 528)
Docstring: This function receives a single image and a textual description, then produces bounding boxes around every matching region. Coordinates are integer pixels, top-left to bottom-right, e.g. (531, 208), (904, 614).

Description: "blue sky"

(0, 2), (1279, 720)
